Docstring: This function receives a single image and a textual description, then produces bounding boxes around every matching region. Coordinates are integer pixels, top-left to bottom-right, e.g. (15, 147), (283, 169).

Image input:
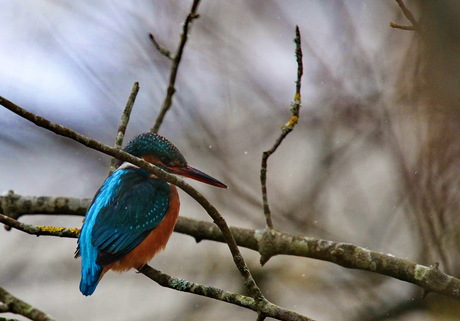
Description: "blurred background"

(1, 0), (460, 320)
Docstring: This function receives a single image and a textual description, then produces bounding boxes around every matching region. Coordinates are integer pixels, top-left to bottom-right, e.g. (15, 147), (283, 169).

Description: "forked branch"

(151, 0), (202, 133)
(0, 95), (266, 305)
(260, 26), (303, 229)
(390, 0), (418, 31)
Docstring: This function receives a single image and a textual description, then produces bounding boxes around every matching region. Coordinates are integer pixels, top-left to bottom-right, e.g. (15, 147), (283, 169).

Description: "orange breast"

(103, 185), (180, 274)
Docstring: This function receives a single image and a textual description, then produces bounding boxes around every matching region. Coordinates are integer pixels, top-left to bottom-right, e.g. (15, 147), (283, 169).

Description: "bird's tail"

(79, 262), (103, 296)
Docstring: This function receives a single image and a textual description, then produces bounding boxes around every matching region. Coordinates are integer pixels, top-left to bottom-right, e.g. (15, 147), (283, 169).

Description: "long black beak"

(170, 165), (227, 188)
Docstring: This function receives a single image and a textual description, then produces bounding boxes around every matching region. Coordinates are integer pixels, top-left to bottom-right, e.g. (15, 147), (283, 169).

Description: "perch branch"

(139, 266), (315, 321)
(0, 217), (314, 320)
(2, 195), (460, 301)
(0, 95), (263, 300)
(260, 26), (303, 229)
(151, 0), (202, 133)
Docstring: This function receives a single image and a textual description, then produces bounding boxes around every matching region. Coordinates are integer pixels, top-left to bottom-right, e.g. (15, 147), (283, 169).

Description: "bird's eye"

(159, 156), (170, 165)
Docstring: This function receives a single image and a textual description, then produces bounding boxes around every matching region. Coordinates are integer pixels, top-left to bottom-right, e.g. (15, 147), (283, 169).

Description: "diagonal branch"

(0, 215), (315, 320)
(109, 81), (140, 174)
(139, 265), (315, 321)
(151, 0), (202, 133)
(149, 33), (173, 60)
(0, 95), (263, 301)
(260, 26), (303, 229)
(395, 0), (418, 26)
(0, 287), (56, 321)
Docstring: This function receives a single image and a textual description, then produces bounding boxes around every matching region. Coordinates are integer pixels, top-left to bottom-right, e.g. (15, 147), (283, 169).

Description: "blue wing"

(76, 167), (170, 295)
(91, 168), (170, 264)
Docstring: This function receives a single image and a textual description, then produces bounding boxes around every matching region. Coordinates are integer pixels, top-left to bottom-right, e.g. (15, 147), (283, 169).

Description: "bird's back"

(76, 167), (179, 295)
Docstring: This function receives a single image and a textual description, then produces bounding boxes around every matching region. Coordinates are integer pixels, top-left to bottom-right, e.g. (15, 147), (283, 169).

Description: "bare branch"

(149, 33), (173, 60)
(389, 21), (416, 31)
(391, 0), (418, 31)
(0, 215), (315, 320)
(139, 266), (315, 321)
(0, 190), (90, 231)
(109, 81), (140, 174)
(0, 95), (263, 300)
(151, 0), (202, 133)
(0, 213), (79, 238)
(395, 0), (418, 26)
(260, 26), (303, 229)
(0, 287), (56, 321)
(2, 194), (460, 301)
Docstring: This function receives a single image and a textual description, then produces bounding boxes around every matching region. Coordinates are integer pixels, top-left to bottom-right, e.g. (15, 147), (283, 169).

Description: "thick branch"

(151, 0), (201, 133)
(0, 287), (56, 321)
(2, 195), (460, 300)
(0, 191), (90, 218)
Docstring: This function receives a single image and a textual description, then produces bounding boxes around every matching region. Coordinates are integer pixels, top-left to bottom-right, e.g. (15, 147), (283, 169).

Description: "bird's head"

(123, 132), (227, 188)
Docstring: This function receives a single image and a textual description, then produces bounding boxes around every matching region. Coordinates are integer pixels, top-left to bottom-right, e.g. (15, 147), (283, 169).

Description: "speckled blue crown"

(123, 132), (187, 164)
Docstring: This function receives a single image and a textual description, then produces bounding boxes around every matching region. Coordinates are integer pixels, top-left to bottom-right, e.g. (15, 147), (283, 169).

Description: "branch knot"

(255, 228), (280, 266)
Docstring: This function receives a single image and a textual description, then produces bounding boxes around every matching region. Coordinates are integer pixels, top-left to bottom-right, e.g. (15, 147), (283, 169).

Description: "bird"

(75, 132), (227, 296)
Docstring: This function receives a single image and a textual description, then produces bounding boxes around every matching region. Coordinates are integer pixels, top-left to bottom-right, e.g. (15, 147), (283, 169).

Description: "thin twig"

(109, 81), (140, 174)
(0, 287), (56, 321)
(260, 26), (303, 229)
(395, 0), (418, 26)
(149, 33), (173, 60)
(391, 0), (418, 31)
(0, 95), (263, 301)
(0, 213), (80, 238)
(151, 0), (201, 134)
(3, 206), (460, 301)
(139, 266), (315, 321)
(389, 22), (416, 31)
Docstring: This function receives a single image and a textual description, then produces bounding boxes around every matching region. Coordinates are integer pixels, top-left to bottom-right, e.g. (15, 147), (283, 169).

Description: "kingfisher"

(75, 132), (227, 296)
